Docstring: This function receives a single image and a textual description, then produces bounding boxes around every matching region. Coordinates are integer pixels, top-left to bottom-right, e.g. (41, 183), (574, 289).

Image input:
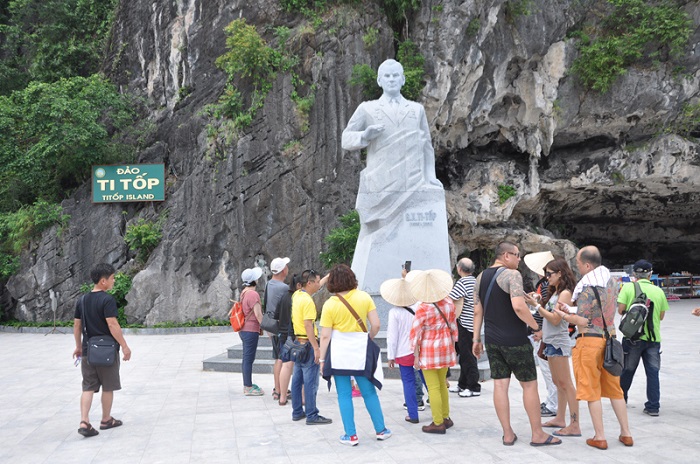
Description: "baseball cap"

(270, 257), (290, 274)
(633, 259), (653, 273)
(241, 267), (263, 285)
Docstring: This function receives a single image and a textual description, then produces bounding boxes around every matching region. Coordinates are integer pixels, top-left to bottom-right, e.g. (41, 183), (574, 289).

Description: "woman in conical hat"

(408, 269), (458, 434)
(381, 278), (425, 424)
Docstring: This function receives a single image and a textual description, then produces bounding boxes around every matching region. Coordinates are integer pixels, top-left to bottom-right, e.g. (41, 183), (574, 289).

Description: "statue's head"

(377, 59), (405, 98)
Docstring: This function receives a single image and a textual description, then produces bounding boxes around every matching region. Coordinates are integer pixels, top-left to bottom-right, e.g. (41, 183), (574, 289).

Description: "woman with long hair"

(525, 257), (580, 437)
(319, 264), (391, 446)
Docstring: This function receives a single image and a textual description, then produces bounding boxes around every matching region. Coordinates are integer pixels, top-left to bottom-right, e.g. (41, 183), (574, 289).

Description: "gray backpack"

(618, 282), (652, 340)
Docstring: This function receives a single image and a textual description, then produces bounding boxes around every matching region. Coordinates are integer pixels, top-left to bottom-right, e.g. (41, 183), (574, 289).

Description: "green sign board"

(92, 164), (165, 203)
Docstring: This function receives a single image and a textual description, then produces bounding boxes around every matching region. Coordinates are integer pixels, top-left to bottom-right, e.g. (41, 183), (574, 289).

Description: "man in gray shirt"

(267, 257), (292, 404)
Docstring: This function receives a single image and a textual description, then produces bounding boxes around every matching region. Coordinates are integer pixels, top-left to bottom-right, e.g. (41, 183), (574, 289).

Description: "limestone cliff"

(5, 0), (700, 322)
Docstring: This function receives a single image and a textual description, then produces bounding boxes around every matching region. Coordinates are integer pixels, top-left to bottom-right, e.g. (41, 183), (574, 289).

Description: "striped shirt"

(448, 276), (476, 331)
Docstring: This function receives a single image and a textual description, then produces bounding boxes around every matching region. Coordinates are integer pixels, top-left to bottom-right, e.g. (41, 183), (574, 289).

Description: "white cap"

(270, 257), (290, 274)
(241, 267), (263, 284)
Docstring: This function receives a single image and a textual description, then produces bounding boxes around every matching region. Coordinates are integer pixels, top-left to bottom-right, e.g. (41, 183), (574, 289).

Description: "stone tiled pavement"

(1, 299), (700, 463)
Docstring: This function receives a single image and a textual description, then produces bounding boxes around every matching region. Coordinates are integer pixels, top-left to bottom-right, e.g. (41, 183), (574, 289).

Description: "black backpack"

(619, 282), (653, 341)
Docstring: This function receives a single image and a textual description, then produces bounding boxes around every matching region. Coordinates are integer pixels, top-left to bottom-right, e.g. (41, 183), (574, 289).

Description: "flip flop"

(553, 430), (582, 437)
(502, 434), (517, 446)
(78, 421), (99, 437)
(530, 435), (562, 447)
(542, 422), (565, 428)
(99, 417), (123, 430)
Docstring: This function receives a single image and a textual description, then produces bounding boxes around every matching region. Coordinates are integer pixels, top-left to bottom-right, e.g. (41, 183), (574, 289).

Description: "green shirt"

(617, 279), (669, 342)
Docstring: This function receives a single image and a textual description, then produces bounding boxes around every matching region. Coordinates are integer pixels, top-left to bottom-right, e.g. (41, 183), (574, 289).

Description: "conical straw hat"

(523, 251), (554, 276)
(408, 269), (453, 303)
(380, 278), (417, 307)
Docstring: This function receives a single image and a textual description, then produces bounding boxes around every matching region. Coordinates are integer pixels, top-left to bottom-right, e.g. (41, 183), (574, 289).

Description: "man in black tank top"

(471, 242), (562, 447)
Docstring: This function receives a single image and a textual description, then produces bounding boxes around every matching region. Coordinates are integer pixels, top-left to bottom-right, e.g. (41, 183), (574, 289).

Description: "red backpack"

(229, 300), (245, 332)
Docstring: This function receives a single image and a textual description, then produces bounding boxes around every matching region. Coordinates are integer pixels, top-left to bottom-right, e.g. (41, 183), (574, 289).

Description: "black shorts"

(485, 342), (537, 382)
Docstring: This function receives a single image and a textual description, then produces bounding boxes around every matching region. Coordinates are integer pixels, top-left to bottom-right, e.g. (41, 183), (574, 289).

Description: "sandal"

(99, 417), (123, 430)
(78, 421), (99, 437)
(279, 399), (288, 406)
(272, 390), (281, 401)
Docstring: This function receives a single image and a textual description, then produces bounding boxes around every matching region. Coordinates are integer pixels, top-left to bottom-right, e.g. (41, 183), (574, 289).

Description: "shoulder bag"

(260, 284), (280, 334)
(592, 286), (623, 376)
(80, 295), (118, 367)
(336, 293), (382, 352)
(432, 303), (455, 344)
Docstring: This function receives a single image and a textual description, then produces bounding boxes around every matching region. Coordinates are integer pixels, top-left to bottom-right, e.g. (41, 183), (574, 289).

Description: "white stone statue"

(342, 59), (451, 294)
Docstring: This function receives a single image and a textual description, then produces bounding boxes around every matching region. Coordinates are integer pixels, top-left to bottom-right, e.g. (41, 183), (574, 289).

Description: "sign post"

(92, 164), (165, 203)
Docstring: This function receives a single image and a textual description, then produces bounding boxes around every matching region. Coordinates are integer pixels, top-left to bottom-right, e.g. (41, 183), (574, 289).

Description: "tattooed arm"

(500, 269), (539, 331)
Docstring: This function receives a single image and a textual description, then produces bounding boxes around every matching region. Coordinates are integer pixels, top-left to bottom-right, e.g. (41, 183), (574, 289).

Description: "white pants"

(529, 335), (557, 412)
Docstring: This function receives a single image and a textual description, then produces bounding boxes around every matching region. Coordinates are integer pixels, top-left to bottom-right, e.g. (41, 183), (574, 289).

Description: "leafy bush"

(0, 0), (118, 95)
(397, 40), (425, 101)
(571, 0), (692, 93)
(0, 200), (69, 274)
(350, 64), (381, 100)
(0, 75), (135, 210)
(498, 184), (517, 204)
(210, 19), (284, 129)
(320, 210), (360, 268)
(124, 218), (163, 263)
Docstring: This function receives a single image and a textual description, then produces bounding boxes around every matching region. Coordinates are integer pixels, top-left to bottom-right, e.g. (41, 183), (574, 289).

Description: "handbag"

(87, 335), (118, 367)
(79, 295), (117, 367)
(260, 312), (279, 334)
(592, 286), (623, 376)
(537, 340), (548, 360)
(335, 293), (382, 355)
(282, 338), (309, 363)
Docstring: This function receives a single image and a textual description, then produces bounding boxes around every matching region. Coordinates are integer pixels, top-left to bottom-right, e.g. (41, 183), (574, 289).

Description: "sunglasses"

(505, 251), (520, 259)
(544, 271), (557, 278)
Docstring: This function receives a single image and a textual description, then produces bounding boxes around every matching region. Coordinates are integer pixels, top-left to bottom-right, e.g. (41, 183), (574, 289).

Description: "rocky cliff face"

(6, 0), (700, 322)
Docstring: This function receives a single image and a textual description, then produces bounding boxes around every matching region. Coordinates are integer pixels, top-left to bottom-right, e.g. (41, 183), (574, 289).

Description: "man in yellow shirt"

(290, 270), (332, 425)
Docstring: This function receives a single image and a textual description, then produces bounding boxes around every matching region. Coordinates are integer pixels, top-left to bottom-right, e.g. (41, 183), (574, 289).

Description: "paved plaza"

(1, 299), (700, 463)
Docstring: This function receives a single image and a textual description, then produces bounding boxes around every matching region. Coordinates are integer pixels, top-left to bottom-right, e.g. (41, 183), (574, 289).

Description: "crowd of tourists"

(73, 242), (687, 449)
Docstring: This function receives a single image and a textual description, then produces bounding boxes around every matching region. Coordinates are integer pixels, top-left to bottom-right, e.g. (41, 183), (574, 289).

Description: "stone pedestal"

(352, 188), (451, 295)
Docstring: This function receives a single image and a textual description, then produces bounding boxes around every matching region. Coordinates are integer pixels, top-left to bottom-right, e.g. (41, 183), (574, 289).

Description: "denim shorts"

(544, 342), (571, 357)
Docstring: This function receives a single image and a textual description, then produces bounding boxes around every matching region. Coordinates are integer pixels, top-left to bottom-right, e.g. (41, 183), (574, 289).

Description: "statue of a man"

(342, 59), (450, 293)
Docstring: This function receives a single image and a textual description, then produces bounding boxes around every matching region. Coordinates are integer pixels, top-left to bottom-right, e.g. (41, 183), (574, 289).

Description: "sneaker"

(403, 400), (426, 411)
(426, 398), (430, 407)
(448, 385), (461, 393)
(376, 428), (392, 440)
(307, 415), (333, 425)
(339, 434), (359, 446)
(643, 408), (659, 417)
(540, 405), (556, 417)
(292, 414), (306, 421)
(458, 389), (479, 398)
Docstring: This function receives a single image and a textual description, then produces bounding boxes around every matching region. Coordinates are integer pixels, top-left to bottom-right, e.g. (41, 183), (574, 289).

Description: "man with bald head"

(448, 257), (481, 397)
(553, 246), (633, 450)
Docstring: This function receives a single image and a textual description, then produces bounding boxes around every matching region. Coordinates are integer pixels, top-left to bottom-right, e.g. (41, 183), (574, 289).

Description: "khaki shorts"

(82, 355), (121, 392)
(572, 336), (623, 401)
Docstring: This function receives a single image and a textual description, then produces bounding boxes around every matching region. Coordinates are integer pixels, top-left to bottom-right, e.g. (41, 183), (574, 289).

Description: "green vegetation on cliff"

(320, 210), (360, 268)
(0, 0), (118, 95)
(571, 0), (692, 93)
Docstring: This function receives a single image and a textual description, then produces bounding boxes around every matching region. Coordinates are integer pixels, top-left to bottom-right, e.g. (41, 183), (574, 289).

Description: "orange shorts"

(572, 336), (623, 401)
